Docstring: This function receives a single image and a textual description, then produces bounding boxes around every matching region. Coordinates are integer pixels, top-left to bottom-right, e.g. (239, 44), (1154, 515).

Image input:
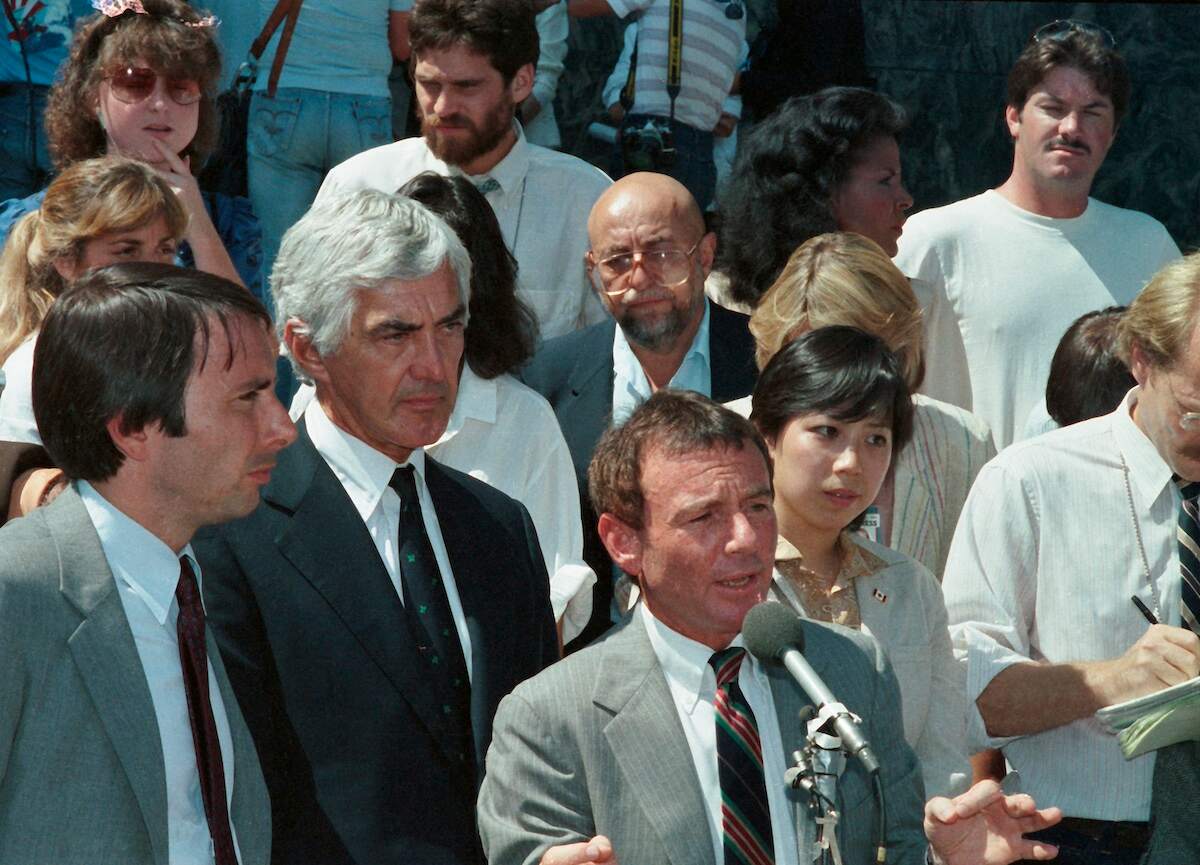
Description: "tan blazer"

(772, 533), (972, 799)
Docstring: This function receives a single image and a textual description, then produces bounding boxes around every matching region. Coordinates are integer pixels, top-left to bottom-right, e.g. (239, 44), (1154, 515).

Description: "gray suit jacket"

(0, 488), (270, 865)
(477, 612), (928, 865)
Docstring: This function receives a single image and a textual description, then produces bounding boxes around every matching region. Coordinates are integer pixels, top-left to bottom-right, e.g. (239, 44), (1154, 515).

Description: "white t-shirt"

(894, 190), (1179, 449)
(317, 124), (611, 341)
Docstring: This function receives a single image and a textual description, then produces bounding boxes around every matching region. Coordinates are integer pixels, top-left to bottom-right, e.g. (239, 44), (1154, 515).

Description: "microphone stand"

(782, 705), (888, 865)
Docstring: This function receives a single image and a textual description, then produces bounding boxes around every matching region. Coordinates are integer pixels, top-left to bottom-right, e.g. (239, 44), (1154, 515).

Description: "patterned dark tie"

(473, 176), (500, 195)
(1177, 480), (1200, 633)
(709, 646), (775, 865)
(176, 557), (239, 865)
(388, 465), (473, 766)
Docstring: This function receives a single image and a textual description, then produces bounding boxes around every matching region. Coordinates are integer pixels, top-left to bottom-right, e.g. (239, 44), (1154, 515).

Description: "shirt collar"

(639, 600), (750, 714)
(304, 399), (427, 522)
(612, 298), (713, 390)
(1113, 386), (1176, 506)
(77, 480), (197, 626)
(452, 121), (529, 195)
(437, 365), (497, 446)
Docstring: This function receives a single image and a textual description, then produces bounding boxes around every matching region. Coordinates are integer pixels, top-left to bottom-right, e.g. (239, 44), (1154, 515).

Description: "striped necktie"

(709, 646), (775, 865)
(1177, 480), (1200, 633)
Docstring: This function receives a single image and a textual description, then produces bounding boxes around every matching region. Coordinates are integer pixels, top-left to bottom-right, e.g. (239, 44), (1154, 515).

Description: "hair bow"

(92, 0), (147, 16)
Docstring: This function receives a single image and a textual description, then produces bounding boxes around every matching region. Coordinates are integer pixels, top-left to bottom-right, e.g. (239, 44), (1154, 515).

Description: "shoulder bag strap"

(665, 0), (682, 123)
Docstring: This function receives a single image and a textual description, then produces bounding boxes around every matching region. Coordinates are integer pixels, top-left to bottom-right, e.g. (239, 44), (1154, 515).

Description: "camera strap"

(620, 0), (683, 124)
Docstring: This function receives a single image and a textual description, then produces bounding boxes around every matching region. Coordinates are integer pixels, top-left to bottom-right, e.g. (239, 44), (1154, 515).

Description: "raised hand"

(925, 779), (1061, 865)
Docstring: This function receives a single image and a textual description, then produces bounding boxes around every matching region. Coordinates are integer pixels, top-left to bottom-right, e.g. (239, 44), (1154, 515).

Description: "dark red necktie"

(177, 557), (239, 865)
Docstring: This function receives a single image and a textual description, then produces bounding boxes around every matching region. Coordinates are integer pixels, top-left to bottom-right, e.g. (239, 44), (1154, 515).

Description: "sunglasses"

(1032, 19), (1117, 49)
(104, 66), (202, 105)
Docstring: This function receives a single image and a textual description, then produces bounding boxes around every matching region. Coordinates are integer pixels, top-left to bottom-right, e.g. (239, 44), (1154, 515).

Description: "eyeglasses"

(1032, 19), (1117, 49)
(1163, 375), (1200, 431)
(589, 241), (701, 296)
(104, 66), (202, 105)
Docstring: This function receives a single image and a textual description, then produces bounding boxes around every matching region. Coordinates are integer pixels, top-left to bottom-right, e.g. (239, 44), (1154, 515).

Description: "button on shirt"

(943, 388), (1182, 821)
(316, 122), (611, 340)
(612, 299), (712, 426)
(639, 603), (801, 865)
(78, 481), (242, 865)
(304, 400), (473, 678)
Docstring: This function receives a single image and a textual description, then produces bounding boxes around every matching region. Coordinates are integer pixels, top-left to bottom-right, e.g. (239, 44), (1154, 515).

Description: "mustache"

(396, 384), (449, 401)
(424, 113), (472, 129)
(1047, 136), (1090, 154)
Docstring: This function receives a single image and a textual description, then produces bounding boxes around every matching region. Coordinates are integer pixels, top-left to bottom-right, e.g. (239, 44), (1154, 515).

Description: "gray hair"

(272, 188), (472, 364)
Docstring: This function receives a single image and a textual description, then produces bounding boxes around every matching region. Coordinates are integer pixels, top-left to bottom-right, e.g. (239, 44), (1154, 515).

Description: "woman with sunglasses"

(0, 154), (188, 516)
(750, 325), (971, 800)
(0, 0), (261, 300)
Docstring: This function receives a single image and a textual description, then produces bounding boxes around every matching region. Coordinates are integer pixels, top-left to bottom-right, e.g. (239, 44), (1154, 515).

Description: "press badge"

(860, 506), (881, 543)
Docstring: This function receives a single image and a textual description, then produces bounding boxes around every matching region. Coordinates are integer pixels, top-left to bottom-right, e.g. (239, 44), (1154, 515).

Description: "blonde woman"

(0, 155), (186, 514)
(740, 232), (995, 580)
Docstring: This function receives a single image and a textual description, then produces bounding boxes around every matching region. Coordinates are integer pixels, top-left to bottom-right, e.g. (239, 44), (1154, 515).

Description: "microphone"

(743, 602), (881, 775)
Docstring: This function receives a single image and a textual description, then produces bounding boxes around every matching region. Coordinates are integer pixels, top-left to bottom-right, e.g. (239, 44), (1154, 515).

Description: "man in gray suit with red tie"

(0, 263), (291, 863)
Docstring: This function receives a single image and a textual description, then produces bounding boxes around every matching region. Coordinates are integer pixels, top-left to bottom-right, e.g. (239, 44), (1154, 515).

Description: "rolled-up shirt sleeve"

(941, 460), (1042, 751)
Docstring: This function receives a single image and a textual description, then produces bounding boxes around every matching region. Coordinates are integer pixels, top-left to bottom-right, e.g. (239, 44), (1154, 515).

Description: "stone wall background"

(554, 1), (1199, 251)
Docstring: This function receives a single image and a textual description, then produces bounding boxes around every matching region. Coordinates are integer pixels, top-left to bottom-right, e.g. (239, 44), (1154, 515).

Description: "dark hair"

(1007, 27), (1129, 126)
(588, 390), (772, 530)
(44, 0), (222, 171)
(409, 0), (539, 83)
(717, 87), (908, 308)
(398, 172), (538, 378)
(751, 325), (913, 455)
(34, 263), (270, 482)
(1046, 306), (1134, 427)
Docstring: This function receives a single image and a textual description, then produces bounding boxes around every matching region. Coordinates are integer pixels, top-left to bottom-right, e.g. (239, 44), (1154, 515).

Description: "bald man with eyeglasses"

(521, 172), (757, 649)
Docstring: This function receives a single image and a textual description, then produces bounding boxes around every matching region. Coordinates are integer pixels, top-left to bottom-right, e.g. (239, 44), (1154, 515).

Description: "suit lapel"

(265, 427), (452, 757)
(559, 322), (617, 485)
(53, 491), (170, 865)
(594, 622), (717, 865)
(708, 303), (757, 403)
(209, 630), (268, 865)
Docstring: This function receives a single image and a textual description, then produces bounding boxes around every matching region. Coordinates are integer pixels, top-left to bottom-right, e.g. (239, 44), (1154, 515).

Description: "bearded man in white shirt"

(0, 264), (292, 863)
(943, 253), (1200, 865)
(894, 21), (1179, 450)
(317, 0), (612, 341)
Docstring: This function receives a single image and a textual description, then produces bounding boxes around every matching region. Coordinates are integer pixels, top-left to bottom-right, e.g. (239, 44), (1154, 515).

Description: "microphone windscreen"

(742, 601), (806, 662)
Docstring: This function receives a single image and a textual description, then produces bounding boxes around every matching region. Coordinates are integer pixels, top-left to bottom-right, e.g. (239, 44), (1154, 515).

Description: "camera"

(620, 117), (676, 171)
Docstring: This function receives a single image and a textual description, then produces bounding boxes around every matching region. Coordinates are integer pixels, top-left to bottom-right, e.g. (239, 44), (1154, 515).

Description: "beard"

(617, 285), (704, 353)
(421, 97), (513, 168)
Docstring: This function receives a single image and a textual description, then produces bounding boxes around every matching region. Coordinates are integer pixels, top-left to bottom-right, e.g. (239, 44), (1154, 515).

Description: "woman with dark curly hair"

(715, 86), (912, 309)
(0, 0), (262, 299)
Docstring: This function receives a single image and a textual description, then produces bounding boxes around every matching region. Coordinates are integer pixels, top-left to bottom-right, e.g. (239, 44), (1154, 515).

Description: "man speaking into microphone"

(478, 389), (1062, 865)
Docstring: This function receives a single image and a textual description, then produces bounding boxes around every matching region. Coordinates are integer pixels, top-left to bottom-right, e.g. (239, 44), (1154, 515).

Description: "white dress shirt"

(612, 299), (712, 426)
(639, 604), (801, 865)
(315, 123), (612, 341)
(289, 369), (597, 641)
(943, 388), (1181, 820)
(304, 400), (473, 677)
(78, 481), (242, 865)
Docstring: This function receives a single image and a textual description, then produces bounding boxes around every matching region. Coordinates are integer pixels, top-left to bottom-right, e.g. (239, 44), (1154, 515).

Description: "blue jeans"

(0, 84), (52, 201)
(247, 87), (392, 290)
(616, 113), (716, 210)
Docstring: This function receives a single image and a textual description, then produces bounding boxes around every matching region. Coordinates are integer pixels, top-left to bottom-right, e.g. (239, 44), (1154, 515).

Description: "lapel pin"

(872, 588), (888, 604)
